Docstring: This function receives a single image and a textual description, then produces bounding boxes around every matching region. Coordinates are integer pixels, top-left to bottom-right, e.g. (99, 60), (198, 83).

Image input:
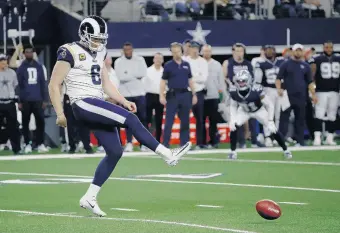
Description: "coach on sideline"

(114, 42), (148, 152)
(160, 42), (197, 148)
(185, 41), (208, 149)
(276, 43), (317, 146)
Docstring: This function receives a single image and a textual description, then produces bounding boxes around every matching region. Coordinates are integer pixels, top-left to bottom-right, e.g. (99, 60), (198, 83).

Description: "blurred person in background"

(254, 45), (285, 147)
(185, 41), (208, 149)
(160, 42), (197, 148)
(276, 43), (317, 146)
(251, 47), (265, 68)
(0, 54), (21, 155)
(115, 42), (148, 152)
(17, 45), (49, 153)
(282, 47), (293, 59)
(201, 44), (225, 148)
(140, 0), (170, 21)
(182, 39), (191, 60)
(143, 53), (164, 142)
(309, 41), (340, 146)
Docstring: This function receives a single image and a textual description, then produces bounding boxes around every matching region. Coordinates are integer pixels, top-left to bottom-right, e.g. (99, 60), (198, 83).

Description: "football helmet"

(78, 15), (108, 52)
(234, 70), (252, 91)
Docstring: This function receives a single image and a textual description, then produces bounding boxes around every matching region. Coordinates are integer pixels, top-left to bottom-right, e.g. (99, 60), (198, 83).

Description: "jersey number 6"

(91, 64), (101, 85)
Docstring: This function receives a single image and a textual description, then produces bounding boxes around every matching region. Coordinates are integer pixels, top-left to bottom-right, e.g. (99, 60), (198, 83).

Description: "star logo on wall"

(186, 22), (211, 45)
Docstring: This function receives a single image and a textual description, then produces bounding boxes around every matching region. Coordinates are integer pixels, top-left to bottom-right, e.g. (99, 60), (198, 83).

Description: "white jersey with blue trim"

(57, 42), (107, 104)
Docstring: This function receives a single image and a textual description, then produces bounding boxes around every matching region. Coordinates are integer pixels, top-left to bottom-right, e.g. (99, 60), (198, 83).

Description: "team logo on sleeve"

(61, 48), (67, 58)
(79, 53), (86, 61)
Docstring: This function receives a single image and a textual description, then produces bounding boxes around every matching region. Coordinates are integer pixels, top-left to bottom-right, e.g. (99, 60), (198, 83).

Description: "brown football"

(256, 199), (282, 220)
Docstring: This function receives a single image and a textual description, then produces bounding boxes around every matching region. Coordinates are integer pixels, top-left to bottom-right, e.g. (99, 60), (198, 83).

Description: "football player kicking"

(48, 16), (192, 217)
(309, 41), (340, 146)
(227, 70), (292, 160)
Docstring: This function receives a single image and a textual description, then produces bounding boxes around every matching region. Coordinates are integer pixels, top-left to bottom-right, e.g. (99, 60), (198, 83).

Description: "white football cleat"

(325, 133), (337, 146)
(80, 195), (106, 217)
(140, 145), (149, 152)
(284, 150), (293, 159)
(228, 151), (237, 160)
(313, 132), (322, 146)
(37, 144), (49, 153)
(61, 143), (69, 153)
(76, 142), (84, 153)
(96, 146), (105, 153)
(24, 144), (32, 153)
(124, 143), (133, 152)
(167, 142), (192, 166)
(265, 137), (273, 147)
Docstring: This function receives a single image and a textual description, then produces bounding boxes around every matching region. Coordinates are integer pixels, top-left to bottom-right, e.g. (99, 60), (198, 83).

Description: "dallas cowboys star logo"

(186, 22), (211, 45)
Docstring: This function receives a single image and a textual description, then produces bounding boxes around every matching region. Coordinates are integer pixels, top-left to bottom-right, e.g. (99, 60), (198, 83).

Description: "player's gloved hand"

(56, 113), (67, 128)
(123, 100), (137, 113)
(229, 120), (236, 132)
(268, 121), (277, 134)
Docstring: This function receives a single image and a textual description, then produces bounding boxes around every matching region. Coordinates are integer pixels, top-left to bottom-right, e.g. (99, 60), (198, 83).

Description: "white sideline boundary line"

(0, 145), (339, 166)
(111, 208), (139, 212)
(1, 171), (340, 193)
(197, 205), (223, 208)
(277, 202), (308, 205)
(0, 209), (256, 233)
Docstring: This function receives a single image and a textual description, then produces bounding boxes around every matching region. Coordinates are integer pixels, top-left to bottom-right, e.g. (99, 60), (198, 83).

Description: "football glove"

(267, 121), (277, 134)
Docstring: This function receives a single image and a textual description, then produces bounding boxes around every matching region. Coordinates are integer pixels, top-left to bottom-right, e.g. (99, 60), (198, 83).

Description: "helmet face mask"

(234, 70), (252, 91)
(78, 16), (108, 52)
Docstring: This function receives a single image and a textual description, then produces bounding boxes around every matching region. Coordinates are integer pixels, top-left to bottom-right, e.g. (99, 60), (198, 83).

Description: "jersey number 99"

(321, 62), (340, 79)
(91, 64), (101, 85)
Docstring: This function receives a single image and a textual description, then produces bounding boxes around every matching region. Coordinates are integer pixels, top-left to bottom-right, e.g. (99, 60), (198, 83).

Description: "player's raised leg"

(73, 98), (192, 165)
(80, 128), (122, 217)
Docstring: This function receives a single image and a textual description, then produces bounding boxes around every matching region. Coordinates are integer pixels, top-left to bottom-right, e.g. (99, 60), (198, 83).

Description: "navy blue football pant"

(125, 96), (147, 145)
(192, 91), (205, 146)
(72, 98), (160, 187)
(279, 96), (306, 145)
(202, 98), (219, 145)
(63, 95), (91, 151)
(163, 91), (192, 147)
(21, 101), (45, 146)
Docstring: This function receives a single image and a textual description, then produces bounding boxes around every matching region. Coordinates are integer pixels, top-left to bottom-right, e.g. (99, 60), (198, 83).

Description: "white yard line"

(0, 145), (339, 161)
(277, 202), (308, 205)
(196, 205), (223, 208)
(1, 171), (340, 193)
(111, 208), (139, 212)
(0, 209), (256, 233)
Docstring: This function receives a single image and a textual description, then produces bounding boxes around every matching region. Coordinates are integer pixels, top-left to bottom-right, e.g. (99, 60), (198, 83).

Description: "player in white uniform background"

(48, 15), (192, 217)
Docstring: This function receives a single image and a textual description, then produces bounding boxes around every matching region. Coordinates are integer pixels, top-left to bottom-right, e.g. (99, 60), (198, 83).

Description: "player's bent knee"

(105, 147), (123, 160)
(328, 115), (337, 122)
(315, 109), (326, 120)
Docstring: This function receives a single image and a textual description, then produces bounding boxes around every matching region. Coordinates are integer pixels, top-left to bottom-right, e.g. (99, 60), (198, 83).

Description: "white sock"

(85, 184), (101, 198)
(314, 131), (321, 139)
(155, 144), (172, 159)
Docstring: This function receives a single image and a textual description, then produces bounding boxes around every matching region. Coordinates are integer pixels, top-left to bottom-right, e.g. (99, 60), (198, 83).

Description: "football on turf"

(256, 199), (281, 220)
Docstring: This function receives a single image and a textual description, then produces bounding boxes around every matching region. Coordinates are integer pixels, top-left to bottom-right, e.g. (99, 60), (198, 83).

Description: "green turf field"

(0, 148), (339, 233)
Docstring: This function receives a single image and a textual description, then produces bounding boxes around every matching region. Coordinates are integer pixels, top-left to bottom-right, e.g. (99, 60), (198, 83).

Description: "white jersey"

(57, 42), (107, 104)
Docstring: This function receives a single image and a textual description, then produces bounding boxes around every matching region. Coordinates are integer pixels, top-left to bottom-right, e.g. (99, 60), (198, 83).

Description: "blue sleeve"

(277, 61), (287, 80)
(162, 64), (170, 80)
(57, 46), (74, 68)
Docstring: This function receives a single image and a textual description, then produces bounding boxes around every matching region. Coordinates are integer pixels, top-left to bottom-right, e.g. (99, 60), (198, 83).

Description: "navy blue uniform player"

(309, 41), (340, 146)
(228, 70), (292, 159)
(48, 16), (191, 217)
(254, 45), (285, 146)
(224, 43), (262, 148)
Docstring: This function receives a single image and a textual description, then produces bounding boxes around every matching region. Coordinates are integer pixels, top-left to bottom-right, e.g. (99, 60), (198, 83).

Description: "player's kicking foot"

(80, 195), (107, 217)
(165, 142), (192, 166)
(283, 150), (292, 159)
(228, 151), (237, 160)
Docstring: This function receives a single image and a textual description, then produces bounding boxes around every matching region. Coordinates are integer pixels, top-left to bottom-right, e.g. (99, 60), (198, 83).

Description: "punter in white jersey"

(48, 15), (192, 218)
